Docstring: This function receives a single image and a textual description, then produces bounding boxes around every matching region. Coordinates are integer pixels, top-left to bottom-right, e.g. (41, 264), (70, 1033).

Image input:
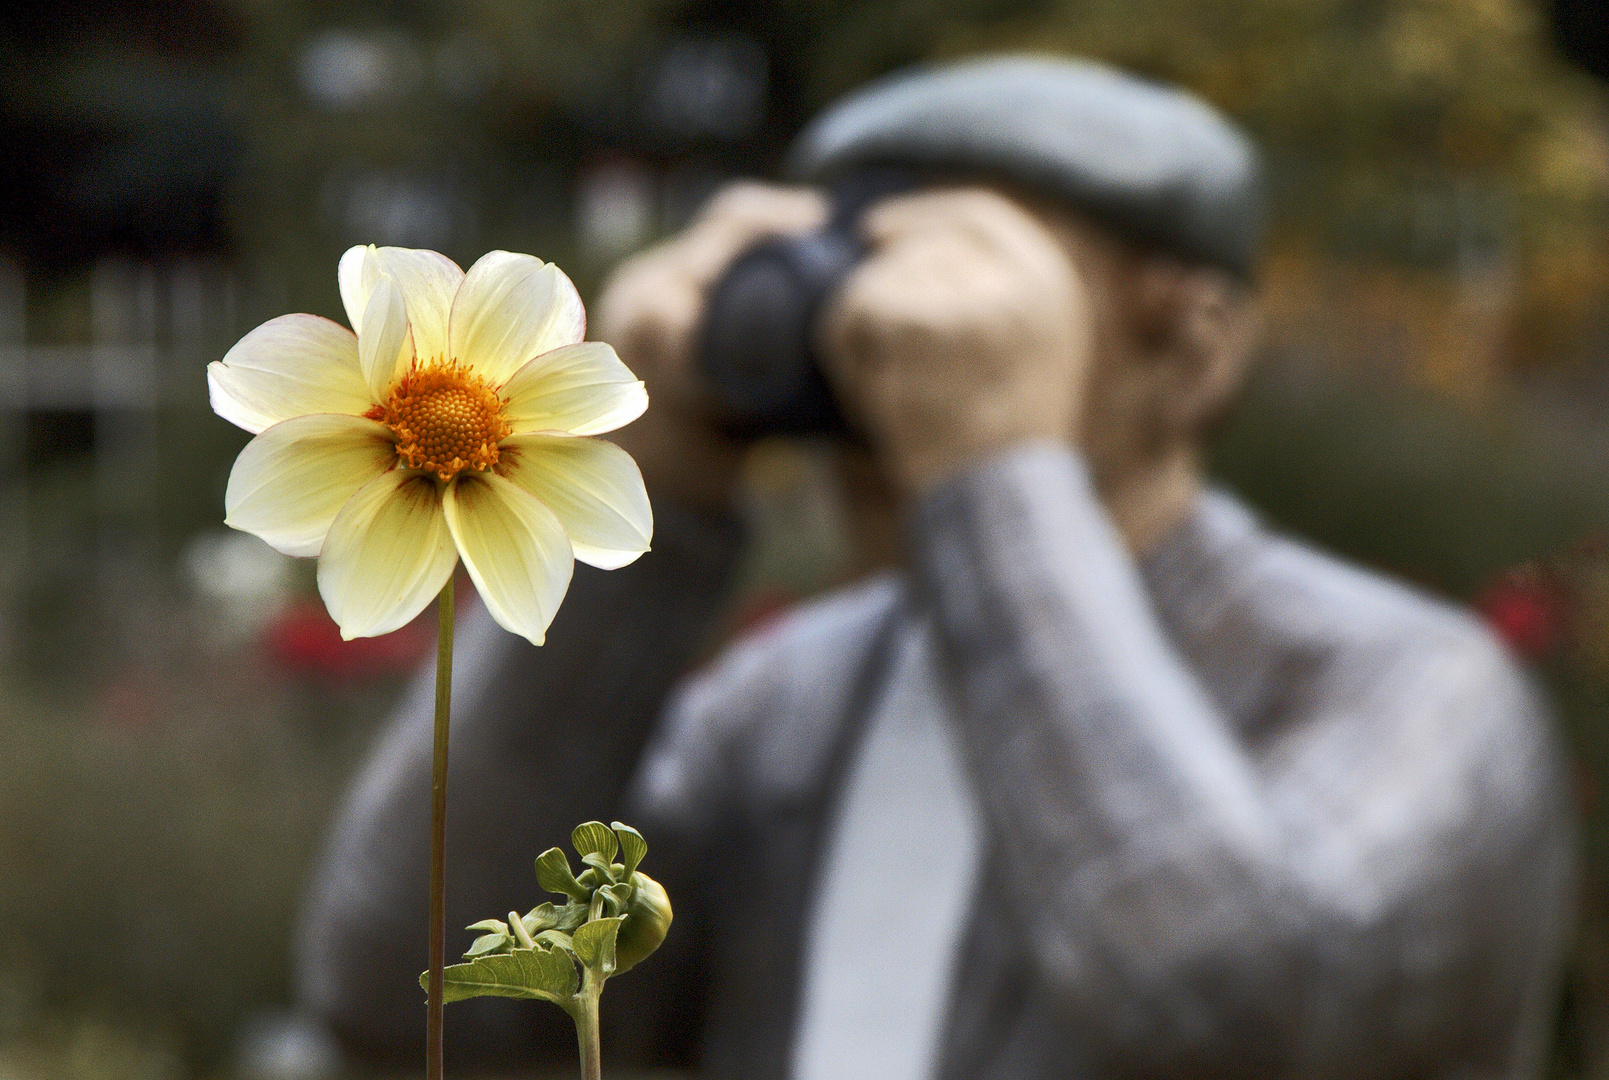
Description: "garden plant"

(208, 243), (655, 1079)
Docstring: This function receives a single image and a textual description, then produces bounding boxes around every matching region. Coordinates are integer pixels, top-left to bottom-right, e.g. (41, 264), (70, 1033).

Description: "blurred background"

(2, 0), (1609, 1076)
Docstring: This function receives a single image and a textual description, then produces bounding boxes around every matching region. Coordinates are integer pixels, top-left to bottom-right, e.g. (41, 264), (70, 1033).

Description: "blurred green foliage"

(0, 665), (401, 1073)
(207, 0), (1608, 347)
(1214, 356), (1609, 595)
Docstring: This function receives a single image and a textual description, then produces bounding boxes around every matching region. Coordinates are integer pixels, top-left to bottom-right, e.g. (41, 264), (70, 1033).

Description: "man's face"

(1016, 196), (1169, 492)
(1024, 194), (1258, 496)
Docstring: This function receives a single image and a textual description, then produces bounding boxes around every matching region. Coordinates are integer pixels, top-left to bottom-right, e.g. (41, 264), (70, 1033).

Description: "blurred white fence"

(0, 255), (242, 668)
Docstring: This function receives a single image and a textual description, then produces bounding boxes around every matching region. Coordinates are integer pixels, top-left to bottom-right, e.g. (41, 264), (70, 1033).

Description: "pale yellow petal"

(449, 251), (586, 385)
(224, 414), (397, 557)
(317, 470), (458, 639)
(499, 434), (651, 570)
(443, 472), (573, 646)
(500, 342), (648, 436)
(207, 314), (371, 434)
(338, 244), (373, 333)
(358, 274), (416, 398)
(367, 247), (463, 361)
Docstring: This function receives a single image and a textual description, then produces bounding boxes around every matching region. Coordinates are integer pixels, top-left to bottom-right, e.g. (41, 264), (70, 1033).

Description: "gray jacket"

(298, 444), (1575, 1078)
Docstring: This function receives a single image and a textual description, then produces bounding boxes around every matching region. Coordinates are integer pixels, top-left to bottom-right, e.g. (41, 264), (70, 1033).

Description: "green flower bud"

(613, 870), (672, 973)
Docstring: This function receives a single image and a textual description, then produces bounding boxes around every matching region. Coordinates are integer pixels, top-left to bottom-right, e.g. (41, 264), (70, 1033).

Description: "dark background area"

(2, 1), (1609, 1077)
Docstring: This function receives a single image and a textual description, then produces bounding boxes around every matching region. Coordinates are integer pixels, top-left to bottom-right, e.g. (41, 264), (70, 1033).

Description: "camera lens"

(699, 227), (859, 434)
(697, 168), (920, 437)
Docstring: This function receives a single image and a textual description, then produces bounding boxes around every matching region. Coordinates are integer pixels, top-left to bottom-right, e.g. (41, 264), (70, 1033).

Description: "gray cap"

(786, 55), (1263, 279)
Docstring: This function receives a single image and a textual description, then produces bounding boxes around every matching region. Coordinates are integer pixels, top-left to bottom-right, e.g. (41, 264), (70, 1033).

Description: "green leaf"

(555, 903), (588, 932)
(508, 910), (537, 948)
(465, 918), (510, 934)
(523, 903), (560, 935)
(535, 847), (588, 902)
(534, 928), (576, 954)
(612, 822), (647, 877)
(571, 821), (618, 863)
(424, 944), (579, 1005)
(598, 881), (633, 917)
(463, 932), (511, 958)
(572, 916), (622, 977)
(581, 852), (618, 884)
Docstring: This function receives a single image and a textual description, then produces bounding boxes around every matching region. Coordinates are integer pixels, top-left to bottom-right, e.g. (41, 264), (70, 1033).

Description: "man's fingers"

(693, 181), (830, 234)
(839, 185), (1091, 382)
(817, 230), (972, 433)
(595, 181), (827, 385)
(677, 182), (829, 284)
(822, 226), (1029, 373)
(860, 186), (1077, 288)
(860, 187), (1027, 242)
(818, 183), (1095, 491)
(591, 253), (696, 357)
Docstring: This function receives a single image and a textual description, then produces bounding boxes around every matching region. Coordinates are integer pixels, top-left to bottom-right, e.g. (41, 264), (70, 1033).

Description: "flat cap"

(786, 55), (1263, 279)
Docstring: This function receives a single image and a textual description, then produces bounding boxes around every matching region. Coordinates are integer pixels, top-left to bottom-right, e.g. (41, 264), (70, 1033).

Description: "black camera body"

(696, 170), (917, 436)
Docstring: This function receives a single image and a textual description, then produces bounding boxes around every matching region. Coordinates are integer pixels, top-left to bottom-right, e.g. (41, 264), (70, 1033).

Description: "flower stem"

(427, 575), (455, 1080)
(573, 969), (603, 1080)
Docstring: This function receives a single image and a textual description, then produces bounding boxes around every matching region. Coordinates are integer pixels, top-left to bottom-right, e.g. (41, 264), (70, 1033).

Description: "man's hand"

(819, 187), (1094, 495)
(594, 182), (828, 510)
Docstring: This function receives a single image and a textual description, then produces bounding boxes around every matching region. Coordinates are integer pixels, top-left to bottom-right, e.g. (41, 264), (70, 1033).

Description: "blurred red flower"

(1475, 564), (1565, 661)
(264, 598), (433, 679)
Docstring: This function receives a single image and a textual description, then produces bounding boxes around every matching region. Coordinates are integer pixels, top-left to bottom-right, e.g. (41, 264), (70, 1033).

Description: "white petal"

(369, 247), (463, 362)
(208, 314), (371, 434)
(449, 251), (586, 385)
(338, 244), (372, 333)
(500, 342), (648, 436)
(337, 245), (463, 361)
(500, 434), (652, 569)
(443, 472), (573, 646)
(317, 471), (458, 639)
(358, 275), (415, 398)
(224, 414), (397, 557)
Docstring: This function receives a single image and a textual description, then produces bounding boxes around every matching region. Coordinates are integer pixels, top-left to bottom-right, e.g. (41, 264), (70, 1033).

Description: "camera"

(696, 169), (918, 436)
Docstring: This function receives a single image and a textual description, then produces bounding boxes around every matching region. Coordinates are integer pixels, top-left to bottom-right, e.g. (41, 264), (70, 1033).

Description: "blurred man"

(297, 57), (1576, 1079)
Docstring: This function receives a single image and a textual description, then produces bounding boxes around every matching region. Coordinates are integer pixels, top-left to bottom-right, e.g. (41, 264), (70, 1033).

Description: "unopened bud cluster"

(426, 820), (672, 1013)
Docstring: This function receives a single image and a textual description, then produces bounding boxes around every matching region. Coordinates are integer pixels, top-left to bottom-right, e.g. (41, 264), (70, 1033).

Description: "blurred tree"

(928, 0), (1609, 372)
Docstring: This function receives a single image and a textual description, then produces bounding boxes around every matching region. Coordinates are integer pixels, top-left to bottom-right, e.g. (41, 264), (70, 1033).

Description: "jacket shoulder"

(633, 573), (903, 822)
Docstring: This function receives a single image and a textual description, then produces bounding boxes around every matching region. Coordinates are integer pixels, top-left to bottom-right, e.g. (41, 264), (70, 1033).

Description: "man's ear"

(1133, 260), (1261, 437)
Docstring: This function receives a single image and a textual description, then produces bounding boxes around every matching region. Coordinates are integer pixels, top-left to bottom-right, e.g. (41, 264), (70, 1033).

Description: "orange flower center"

(368, 359), (512, 483)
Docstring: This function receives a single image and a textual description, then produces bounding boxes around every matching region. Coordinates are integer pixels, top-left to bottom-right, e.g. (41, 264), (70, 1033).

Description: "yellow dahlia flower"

(209, 245), (651, 646)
